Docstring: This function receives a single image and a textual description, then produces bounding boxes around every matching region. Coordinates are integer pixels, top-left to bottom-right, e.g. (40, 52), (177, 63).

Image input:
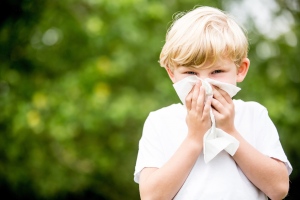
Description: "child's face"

(166, 58), (249, 85)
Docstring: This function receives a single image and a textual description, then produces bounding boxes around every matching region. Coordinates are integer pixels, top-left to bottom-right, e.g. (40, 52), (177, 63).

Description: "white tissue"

(173, 75), (240, 163)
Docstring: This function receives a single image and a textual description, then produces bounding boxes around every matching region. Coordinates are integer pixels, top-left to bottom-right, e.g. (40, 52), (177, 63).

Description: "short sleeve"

(255, 108), (293, 175)
(133, 113), (165, 183)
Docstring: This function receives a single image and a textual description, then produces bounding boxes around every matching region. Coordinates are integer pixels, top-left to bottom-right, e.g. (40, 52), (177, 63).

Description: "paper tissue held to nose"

(173, 75), (241, 163)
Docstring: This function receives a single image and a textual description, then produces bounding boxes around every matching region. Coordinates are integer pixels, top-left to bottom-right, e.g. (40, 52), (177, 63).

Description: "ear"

(236, 58), (250, 83)
(165, 66), (176, 83)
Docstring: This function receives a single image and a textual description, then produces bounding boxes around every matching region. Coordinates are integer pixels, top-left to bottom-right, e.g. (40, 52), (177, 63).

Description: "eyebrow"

(181, 66), (198, 69)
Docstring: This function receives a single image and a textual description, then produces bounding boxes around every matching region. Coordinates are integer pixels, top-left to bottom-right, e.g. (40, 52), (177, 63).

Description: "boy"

(134, 6), (292, 200)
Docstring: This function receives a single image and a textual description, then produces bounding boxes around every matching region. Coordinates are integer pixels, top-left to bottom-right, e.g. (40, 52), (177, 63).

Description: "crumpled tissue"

(173, 75), (241, 163)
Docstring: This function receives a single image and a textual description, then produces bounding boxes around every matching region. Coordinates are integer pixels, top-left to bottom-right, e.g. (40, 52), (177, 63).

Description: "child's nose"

(198, 75), (208, 80)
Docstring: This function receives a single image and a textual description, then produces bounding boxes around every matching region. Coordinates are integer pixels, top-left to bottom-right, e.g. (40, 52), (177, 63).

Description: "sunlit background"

(0, 0), (299, 199)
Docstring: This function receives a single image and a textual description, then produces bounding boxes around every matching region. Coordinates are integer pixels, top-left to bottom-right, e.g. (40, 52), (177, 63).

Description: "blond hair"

(159, 6), (248, 70)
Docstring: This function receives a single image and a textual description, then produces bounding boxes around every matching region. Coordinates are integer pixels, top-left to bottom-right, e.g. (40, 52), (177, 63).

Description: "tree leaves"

(0, 0), (299, 199)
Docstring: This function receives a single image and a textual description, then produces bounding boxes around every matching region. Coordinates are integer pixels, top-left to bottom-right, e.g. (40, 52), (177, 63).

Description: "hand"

(185, 82), (212, 143)
(211, 86), (236, 134)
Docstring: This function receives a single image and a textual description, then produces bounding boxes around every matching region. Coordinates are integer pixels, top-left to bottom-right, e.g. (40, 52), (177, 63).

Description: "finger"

(212, 86), (227, 105)
(215, 86), (232, 103)
(202, 95), (212, 118)
(211, 97), (233, 120)
(191, 82), (201, 109)
(211, 105), (221, 119)
(185, 89), (193, 110)
(195, 85), (206, 113)
(211, 97), (224, 113)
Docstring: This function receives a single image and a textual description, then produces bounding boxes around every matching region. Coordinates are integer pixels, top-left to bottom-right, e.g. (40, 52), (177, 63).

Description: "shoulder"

(142, 103), (186, 138)
(233, 99), (270, 122)
(233, 99), (267, 113)
(143, 104), (186, 130)
(148, 103), (185, 119)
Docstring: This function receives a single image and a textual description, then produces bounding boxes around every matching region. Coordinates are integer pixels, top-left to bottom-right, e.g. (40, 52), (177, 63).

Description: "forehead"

(177, 58), (235, 70)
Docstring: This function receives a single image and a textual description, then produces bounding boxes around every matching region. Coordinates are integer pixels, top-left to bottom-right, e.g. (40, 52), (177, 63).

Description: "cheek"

(173, 74), (191, 83)
(226, 76), (238, 85)
(222, 78), (237, 85)
(210, 75), (237, 85)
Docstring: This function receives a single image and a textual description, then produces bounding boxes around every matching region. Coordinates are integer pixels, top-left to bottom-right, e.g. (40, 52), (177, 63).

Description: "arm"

(232, 132), (289, 200)
(139, 82), (212, 200)
(211, 87), (289, 200)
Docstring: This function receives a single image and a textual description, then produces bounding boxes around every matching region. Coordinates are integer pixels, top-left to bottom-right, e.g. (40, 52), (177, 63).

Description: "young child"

(134, 6), (292, 200)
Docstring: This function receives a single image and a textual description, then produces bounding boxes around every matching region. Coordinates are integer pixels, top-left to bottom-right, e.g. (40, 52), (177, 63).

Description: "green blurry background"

(0, 0), (299, 199)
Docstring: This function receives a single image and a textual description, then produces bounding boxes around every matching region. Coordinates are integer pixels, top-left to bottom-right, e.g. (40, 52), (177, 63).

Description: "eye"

(212, 70), (223, 74)
(185, 71), (197, 75)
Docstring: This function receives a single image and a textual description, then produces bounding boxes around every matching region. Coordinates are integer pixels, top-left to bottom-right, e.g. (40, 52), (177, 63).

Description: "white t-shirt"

(134, 100), (292, 200)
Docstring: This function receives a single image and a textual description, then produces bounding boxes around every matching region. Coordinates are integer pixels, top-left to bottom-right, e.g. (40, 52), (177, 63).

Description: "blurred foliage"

(0, 0), (299, 199)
